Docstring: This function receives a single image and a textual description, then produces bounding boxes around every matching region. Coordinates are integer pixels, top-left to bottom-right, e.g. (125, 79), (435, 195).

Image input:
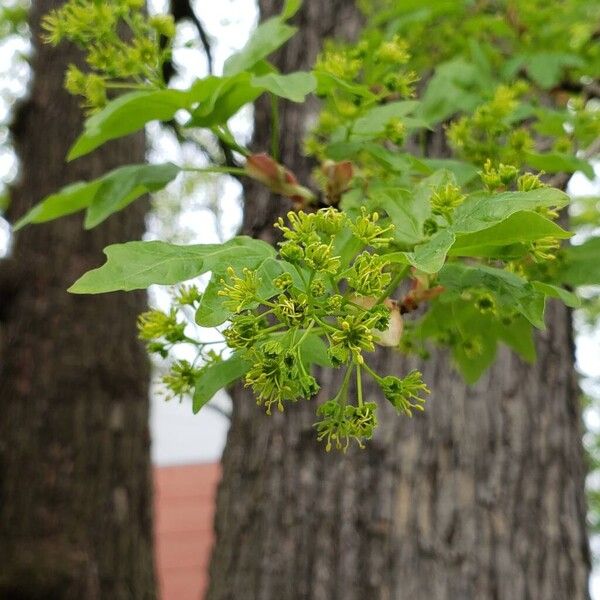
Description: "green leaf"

(193, 354), (249, 413)
(450, 210), (571, 258)
(525, 52), (584, 89)
(281, 0), (301, 19)
(299, 334), (332, 367)
(85, 163), (180, 228)
(384, 252), (410, 266)
(494, 315), (536, 363)
(452, 330), (497, 384)
(419, 58), (489, 124)
(363, 146), (414, 175)
(68, 80), (222, 160)
(561, 238), (600, 287)
(252, 71), (316, 102)
(369, 186), (429, 246)
(195, 257), (303, 328)
(333, 229), (364, 268)
(405, 229), (455, 274)
(451, 188), (569, 234)
(350, 101), (420, 138)
(69, 236), (275, 294)
(421, 297), (535, 382)
(438, 263), (546, 328)
(195, 271), (231, 327)
(276, 330), (332, 367)
(525, 151), (594, 180)
(532, 281), (581, 308)
(418, 299), (497, 383)
(419, 159), (480, 186)
(315, 71), (376, 99)
(188, 73), (262, 127)
(14, 163), (180, 230)
(372, 171), (457, 246)
(223, 16), (297, 76)
(256, 257), (305, 294)
(14, 180), (103, 229)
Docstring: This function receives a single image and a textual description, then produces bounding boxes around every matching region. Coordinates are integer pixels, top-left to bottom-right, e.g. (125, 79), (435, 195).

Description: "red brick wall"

(154, 463), (220, 600)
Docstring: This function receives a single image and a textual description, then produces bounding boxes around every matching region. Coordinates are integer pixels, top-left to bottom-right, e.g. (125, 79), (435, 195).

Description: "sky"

(144, 0), (257, 465)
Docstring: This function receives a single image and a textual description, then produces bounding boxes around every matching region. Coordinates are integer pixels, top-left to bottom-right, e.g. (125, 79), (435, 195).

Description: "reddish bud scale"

(245, 153), (315, 205)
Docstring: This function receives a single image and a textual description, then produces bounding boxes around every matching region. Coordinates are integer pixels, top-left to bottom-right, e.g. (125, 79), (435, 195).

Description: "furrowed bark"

(207, 2), (590, 599)
(0, 1), (156, 598)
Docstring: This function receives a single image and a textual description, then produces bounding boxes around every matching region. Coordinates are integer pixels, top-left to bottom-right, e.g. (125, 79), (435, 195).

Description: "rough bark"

(207, 2), (591, 599)
(0, 1), (156, 598)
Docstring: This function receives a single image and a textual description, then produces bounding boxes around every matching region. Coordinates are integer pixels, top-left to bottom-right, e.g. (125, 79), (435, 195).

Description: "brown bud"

(321, 159), (354, 205)
(245, 153), (315, 204)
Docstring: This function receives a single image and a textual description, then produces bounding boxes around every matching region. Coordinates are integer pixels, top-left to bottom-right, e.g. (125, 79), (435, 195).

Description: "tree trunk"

(207, 2), (590, 599)
(0, 2), (156, 598)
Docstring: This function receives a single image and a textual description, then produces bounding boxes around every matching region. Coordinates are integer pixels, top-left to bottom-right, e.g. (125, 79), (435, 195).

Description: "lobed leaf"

(370, 187), (429, 246)
(69, 236), (275, 294)
(188, 73), (262, 127)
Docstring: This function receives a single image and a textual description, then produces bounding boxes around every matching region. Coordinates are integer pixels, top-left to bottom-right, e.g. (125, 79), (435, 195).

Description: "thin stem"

(105, 82), (155, 91)
(294, 264), (309, 290)
(261, 323), (286, 335)
(294, 321), (316, 349)
(332, 364), (354, 407)
(182, 165), (246, 176)
(356, 364), (363, 407)
(213, 126), (251, 157)
(376, 264), (409, 304)
(253, 297), (278, 309)
(183, 335), (223, 346)
(362, 361), (381, 383)
(314, 315), (338, 333)
(270, 94), (280, 161)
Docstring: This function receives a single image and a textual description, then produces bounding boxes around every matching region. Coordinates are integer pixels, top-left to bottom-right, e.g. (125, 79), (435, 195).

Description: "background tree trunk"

(0, 1), (156, 598)
(207, 1), (591, 599)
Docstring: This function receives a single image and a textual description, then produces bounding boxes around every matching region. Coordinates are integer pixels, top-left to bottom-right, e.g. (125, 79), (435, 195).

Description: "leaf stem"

(295, 320), (316, 348)
(270, 94), (280, 161)
(376, 264), (409, 304)
(356, 364), (363, 407)
(362, 361), (381, 383)
(182, 165), (246, 176)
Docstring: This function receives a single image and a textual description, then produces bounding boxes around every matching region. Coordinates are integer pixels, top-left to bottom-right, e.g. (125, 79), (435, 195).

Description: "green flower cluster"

(134, 209), (427, 449)
(430, 183), (466, 222)
(215, 207), (428, 450)
(245, 341), (319, 415)
(137, 286), (217, 402)
(316, 399), (378, 452)
(306, 32), (418, 163)
(43, 0), (174, 110)
(448, 84), (533, 166)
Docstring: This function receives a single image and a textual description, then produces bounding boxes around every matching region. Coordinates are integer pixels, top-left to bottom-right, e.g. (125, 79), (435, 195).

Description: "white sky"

(145, 0), (258, 465)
